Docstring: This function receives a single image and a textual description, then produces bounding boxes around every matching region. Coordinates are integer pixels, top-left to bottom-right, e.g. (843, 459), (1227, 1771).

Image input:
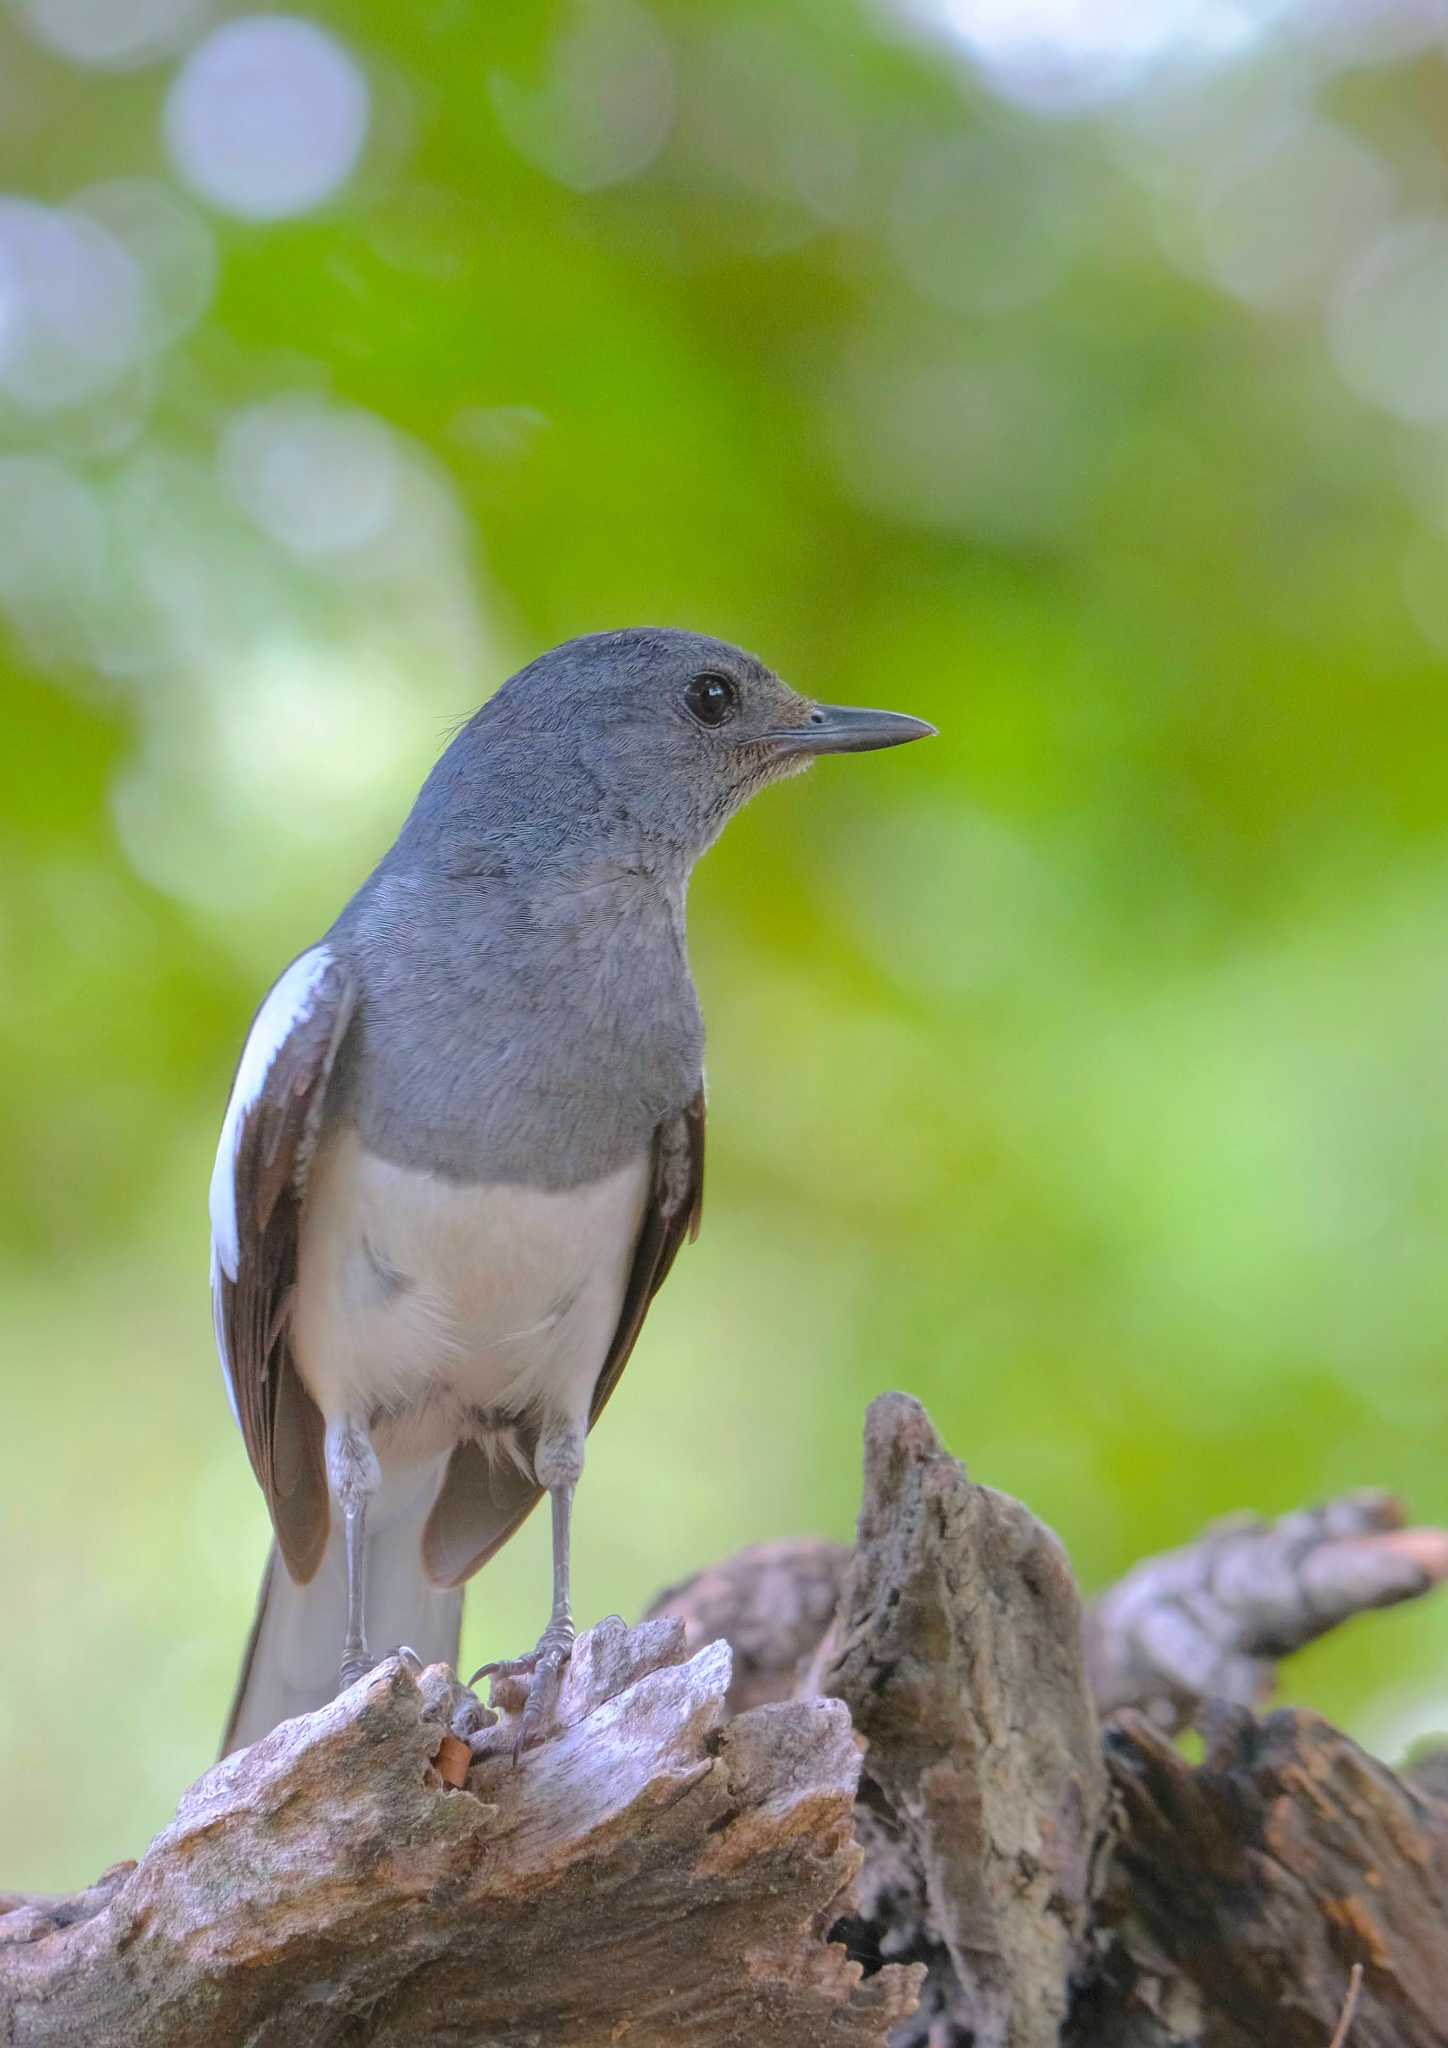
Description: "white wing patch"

(211, 1238), (239, 1426)
(209, 944), (337, 1287)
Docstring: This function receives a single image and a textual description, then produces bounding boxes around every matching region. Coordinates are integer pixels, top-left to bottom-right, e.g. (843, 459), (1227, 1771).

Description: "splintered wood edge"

(434, 1733), (471, 1789)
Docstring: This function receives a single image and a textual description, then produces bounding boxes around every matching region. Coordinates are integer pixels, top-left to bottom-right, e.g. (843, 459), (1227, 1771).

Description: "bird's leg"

(326, 1413), (381, 1691)
(543, 1478), (578, 1664)
(472, 1424), (581, 1757)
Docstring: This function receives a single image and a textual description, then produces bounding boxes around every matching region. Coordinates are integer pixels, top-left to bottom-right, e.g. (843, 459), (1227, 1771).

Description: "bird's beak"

(765, 703), (937, 756)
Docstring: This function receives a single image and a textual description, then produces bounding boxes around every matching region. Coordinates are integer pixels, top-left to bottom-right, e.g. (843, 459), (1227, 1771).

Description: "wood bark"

(1079, 1702), (1448, 2048)
(4, 1393), (1446, 2046)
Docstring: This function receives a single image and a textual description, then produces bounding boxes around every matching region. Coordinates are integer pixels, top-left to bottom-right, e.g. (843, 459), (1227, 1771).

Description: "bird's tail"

(222, 1460), (464, 1756)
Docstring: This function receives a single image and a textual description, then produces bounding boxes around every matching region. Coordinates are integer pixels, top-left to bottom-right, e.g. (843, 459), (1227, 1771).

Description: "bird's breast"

(333, 870), (703, 1187)
(290, 1125), (650, 1462)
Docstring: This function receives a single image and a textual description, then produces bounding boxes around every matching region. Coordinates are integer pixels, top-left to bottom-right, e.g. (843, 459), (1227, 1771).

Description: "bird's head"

(473, 627), (934, 865)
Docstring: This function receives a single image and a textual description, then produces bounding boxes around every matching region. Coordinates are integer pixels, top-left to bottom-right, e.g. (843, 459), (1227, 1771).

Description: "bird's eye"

(683, 671), (737, 729)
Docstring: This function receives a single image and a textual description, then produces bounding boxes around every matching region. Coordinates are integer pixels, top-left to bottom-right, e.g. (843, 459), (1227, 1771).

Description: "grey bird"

(211, 627), (932, 1755)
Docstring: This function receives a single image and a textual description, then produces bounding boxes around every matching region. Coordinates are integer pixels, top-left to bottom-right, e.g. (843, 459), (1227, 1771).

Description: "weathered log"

(5, 1394), (1447, 2048)
(1083, 1494), (1448, 1731)
(813, 1395), (1106, 2048)
(0, 1621), (919, 2046)
(1078, 1703), (1448, 2048)
(649, 1535), (851, 1715)
(653, 1464), (1448, 1738)
(653, 1398), (1448, 2048)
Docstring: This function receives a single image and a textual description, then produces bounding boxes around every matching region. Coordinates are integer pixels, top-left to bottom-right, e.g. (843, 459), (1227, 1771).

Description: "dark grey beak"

(766, 703), (937, 756)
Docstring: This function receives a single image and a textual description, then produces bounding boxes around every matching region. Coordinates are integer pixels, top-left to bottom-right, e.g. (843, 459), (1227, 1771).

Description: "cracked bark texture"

(815, 1395), (1107, 2048)
(6, 1392), (1447, 2048)
(653, 1396), (1448, 2048)
(0, 1621), (919, 2047)
(1075, 1703), (1448, 2048)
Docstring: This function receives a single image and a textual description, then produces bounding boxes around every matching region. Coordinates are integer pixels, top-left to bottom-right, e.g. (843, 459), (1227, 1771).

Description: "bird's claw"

(410, 1662), (497, 1753)
(338, 1642), (423, 1691)
(469, 1622), (575, 1762)
(448, 1686), (496, 1749)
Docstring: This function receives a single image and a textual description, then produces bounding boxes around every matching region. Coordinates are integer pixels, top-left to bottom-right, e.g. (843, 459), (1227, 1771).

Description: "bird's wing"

(209, 944), (356, 1584)
(421, 1086), (706, 1588)
(587, 1085), (705, 1427)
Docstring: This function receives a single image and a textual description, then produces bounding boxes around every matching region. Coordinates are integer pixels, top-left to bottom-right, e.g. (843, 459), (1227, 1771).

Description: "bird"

(210, 627), (933, 1756)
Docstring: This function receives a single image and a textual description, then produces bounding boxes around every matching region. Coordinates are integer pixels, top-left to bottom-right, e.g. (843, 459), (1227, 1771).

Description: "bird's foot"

(470, 1619), (576, 1762)
(448, 1688), (496, 1750)
(338, 1643), (422, 1692)
(338, 1648), (497, 1759)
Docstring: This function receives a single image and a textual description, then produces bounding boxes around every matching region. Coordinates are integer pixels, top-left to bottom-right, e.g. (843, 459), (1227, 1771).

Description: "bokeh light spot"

(164, 15), (370, 221)
(888, 132), (1080, 318)
(1297, 0), (1448, 65)
(0, 199), (145, 413)
(1199, 118), (1394, 307)
(0, 453), (106, 664)
(829, 347), (1097, 544)
(685, 18), (858, 230)
(912, 0), (1268, 115)
(72, 179), (217, 345)
(219, 395), (401, 561)
(20, 0), (210, 70)
(490, 0), (674, 192)
(1330, 216), (1448, 423)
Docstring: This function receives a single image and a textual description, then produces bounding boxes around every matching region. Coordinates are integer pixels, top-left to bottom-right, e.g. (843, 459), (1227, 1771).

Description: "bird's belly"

(291, 1125), (650, 1463)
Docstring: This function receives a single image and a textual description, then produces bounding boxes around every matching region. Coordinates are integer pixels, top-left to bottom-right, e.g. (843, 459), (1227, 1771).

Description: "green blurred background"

(3, 0), (1448, 1892)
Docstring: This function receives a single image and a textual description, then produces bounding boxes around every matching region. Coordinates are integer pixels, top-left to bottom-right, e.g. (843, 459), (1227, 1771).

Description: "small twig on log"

(1327, 1964), (1364, 2048)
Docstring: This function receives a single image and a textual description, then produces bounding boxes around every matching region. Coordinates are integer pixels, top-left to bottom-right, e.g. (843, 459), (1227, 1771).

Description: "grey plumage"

(212, 627), (931, 1754)
(329, 627), (779, 1184)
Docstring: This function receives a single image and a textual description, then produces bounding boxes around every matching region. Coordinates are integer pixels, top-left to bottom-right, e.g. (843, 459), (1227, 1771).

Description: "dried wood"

(813, 1395), (1106, 2048)
(657, 1399), (1448, 2048)
(1078, 1702), (1448, 2048)
(655, 1478), (1448, 1739)
(6, 1393), (1448, 2048)
(1083, 1494), (1448, 1731)
(0, 1620), (918, 2046)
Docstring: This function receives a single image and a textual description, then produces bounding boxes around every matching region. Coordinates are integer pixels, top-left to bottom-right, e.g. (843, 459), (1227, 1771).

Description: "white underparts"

(290, 1128), (651, 1481)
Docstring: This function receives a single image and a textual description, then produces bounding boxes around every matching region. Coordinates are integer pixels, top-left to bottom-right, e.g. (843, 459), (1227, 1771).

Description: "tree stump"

(5, 1393), (1446, 2046)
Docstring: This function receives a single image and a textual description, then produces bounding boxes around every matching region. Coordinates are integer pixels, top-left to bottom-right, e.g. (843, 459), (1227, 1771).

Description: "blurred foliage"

(3, 0), (1448, 1891)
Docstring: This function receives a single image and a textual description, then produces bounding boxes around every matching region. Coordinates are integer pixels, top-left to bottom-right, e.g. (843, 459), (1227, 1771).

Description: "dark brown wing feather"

(213, 955), (356, 1583)
(421, 1085), (705, 1588)
(587, 1085), (704, 1427)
